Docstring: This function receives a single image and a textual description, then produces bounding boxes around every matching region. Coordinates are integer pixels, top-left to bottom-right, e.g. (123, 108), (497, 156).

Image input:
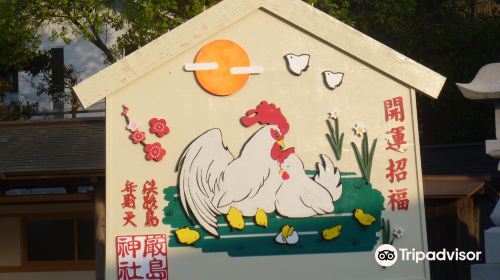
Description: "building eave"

(73, 0), (445, 108)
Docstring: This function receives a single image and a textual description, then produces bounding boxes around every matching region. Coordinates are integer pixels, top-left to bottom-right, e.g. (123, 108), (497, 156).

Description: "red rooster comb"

(240, 101), (290, 135)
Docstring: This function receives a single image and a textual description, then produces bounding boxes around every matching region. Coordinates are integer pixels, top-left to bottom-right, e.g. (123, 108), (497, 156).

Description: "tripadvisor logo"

(375, 244), (482, 267)
(375, 244), (398, 267)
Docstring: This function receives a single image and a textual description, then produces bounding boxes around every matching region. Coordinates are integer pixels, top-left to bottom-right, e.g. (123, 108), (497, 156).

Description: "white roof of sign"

(73, 0), (446, 108)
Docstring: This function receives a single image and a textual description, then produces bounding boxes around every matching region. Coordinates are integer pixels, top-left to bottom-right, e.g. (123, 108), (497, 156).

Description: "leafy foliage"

(1, 0), (499, 143)
(27, 0), (221, 64)
(0, 0), (45, 119)
(303, 0), (352, 24)
(0, 0), (41, 74)
(309, 0), (500, 145)
(409, 2), (500, 144)
(28, 0), (125, 63)
(348, 0), (500, 144)
(0, 101), (39, 121)
(118, 0), (220, 54)
(34, 62), (82, 118)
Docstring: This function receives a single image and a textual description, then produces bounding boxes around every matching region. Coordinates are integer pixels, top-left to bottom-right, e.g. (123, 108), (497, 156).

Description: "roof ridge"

(73, 0), (445, 108)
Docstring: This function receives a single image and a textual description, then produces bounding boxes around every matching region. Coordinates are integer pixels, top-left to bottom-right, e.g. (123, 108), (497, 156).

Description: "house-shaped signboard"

(74, 0), (446, 279)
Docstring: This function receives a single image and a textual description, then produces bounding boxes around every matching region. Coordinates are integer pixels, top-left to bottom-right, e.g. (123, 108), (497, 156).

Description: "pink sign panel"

(116, 234), (168, 280)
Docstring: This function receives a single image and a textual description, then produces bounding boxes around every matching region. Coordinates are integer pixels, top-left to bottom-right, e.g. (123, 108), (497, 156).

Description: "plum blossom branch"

(121, 105), (168, 162)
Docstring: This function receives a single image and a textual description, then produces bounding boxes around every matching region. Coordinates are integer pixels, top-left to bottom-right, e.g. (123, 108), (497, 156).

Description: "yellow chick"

(354, 209), (376, 226)
(254, 208), (268, 227)
(281, 224), (295, 242)
(175, 227), (200, 245)
(322, 225), (342, 240)
(226, 206), (245, 230)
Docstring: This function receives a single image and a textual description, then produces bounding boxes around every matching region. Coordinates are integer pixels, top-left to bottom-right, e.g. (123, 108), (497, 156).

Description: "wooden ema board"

(73, 1), (445, 279)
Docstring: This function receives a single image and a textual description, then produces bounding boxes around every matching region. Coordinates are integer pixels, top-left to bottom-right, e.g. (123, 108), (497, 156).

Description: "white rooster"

(177, 101), (343, 237)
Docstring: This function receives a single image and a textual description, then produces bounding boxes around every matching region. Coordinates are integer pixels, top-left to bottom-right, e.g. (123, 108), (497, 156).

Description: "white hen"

(275, 154), (343, 217)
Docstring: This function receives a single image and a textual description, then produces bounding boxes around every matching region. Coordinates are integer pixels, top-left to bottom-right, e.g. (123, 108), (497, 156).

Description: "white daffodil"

(329, 110), (340, 120)
(393, 227), (404, 238)
(127, 122), (140, 131)
(353, 123), (367, 137)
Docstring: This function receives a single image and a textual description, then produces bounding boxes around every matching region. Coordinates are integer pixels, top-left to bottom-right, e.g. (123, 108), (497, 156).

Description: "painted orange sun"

(185, 40), (263, 96)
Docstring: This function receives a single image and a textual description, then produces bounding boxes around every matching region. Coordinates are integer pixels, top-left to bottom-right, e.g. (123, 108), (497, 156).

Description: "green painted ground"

(162, 172), (384, 257)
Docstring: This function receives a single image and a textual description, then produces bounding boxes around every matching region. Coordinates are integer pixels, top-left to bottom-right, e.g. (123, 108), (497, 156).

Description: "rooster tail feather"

(178, 129), (234, 237)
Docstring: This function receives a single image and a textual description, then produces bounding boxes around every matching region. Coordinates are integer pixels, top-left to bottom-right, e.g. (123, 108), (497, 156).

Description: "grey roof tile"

(0, 118), (104, 174)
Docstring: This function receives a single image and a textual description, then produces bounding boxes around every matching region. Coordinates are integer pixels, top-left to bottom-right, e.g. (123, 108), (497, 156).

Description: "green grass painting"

(326, 118), (344, 161)
(351, 133), (377, 184)
(162, 172), (384, 257)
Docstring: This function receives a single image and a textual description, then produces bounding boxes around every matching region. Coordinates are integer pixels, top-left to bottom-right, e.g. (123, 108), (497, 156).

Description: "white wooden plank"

(74, 0), (260, 108)
(73, 0), (445, 108)
(260, 0), (445, 98)
(409, 88), (431, 279)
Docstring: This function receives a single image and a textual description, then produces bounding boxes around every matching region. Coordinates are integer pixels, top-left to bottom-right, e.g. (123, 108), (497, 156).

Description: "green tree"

(308, 0), (499, 144)
(303, 0), (352, 23)
(118, 0), (220, 54)
(0, 0), (44, 120)
(1, 0), (224, 119)
(410, 1), (500, 144)
(34, 62), (82, 118)
(3, 0), (499, 144)
(28, 0), (221, 64)
(28, 0), (124, 64)
(349, 0), (500, 144)
(0, 0), (41, 78)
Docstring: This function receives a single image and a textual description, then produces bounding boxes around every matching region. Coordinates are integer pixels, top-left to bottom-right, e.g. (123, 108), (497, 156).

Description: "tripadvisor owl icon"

(375, 244), (398, 267)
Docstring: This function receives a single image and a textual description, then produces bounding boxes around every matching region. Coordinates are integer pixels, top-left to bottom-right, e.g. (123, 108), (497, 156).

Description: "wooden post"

(95, 177), (105, 280)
